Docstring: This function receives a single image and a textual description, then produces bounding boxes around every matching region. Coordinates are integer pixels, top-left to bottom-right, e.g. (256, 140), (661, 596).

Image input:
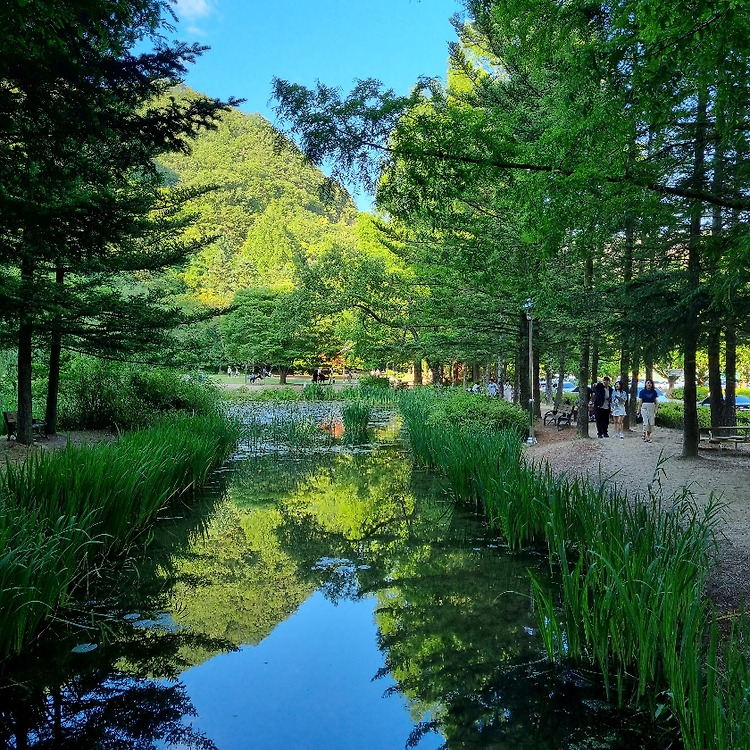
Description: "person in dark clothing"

(593, 376), (613, 438)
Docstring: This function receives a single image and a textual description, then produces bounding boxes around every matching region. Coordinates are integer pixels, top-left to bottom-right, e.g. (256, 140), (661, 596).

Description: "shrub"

(655, 402), (684, 429)
(655, 403), (714, 429)
(56, 356), (221, 430)
(423, 389), (529, 436)
(357, 374), (392, 389)
(655, 403), (737, 429)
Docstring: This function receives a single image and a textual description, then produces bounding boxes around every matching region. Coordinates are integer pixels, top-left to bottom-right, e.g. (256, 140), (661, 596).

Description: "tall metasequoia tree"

(681, 89), (709, 458)
(576, 255), (594, 438)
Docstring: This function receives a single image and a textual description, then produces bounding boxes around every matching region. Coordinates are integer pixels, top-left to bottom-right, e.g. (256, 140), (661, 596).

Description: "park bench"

(3, 411), (48, 440)
(699, 425), (750, 451)
(543, 403), (578, 431)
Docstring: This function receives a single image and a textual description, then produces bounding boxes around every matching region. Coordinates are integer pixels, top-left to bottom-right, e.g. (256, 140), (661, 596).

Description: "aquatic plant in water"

(341, 401), (370, 442)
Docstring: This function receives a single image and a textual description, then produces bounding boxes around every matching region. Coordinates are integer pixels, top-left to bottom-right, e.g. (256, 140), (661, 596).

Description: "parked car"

(699, 395), (750, 411)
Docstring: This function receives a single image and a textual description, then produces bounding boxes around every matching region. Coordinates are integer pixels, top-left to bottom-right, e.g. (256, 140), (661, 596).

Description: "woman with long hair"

(637, 379), (659, 443)
(611, 381), (627, 438)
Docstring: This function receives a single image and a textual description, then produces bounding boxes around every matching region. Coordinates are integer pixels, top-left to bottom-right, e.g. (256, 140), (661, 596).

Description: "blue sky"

(173, 0), (462, 121)
(171, 0), (463, 206)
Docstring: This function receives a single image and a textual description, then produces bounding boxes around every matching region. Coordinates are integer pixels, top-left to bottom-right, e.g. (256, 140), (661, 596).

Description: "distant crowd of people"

(470, 377), (513, 401)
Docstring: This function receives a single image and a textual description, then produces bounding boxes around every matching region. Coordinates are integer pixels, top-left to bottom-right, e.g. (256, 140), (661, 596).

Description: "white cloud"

(175, 0), (213, 21)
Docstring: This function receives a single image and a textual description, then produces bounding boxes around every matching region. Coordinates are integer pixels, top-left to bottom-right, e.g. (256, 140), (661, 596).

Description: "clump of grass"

(301, 383), (338, 402)
(0, 413), (239, 658)
(342, 401), (370, 442)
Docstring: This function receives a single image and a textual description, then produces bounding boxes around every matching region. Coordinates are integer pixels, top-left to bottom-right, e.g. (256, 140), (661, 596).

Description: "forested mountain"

(157, 89), (359, 307)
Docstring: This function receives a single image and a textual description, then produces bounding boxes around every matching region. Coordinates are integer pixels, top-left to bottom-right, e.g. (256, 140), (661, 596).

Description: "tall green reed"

(239, 407), (331, 453)
(0, 413), (239, 658)
(342, 401), (370, 442)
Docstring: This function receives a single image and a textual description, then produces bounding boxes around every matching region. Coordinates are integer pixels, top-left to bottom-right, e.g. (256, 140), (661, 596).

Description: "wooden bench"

(3, 411), (48, 440)
(699, 425), (750, 451)
(543, 403), (578, 431)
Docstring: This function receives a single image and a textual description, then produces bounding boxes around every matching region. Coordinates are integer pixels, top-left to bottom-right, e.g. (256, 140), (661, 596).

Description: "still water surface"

(0, 405), (671, 749)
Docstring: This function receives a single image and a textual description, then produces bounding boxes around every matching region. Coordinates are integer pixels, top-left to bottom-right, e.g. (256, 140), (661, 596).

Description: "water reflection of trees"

(0, 484), (236, 750)
(228, 448), (672, 750)
(0, 605), (235, 749)
(0, 440), (672, 749)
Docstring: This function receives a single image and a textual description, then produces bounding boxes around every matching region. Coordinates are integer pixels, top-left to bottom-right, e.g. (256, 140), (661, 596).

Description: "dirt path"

(0, 429), (118, 465)
(525, 420), (750, 612)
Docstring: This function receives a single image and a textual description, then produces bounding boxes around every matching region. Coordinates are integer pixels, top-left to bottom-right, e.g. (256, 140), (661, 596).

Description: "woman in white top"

(610, 381), (627, 438)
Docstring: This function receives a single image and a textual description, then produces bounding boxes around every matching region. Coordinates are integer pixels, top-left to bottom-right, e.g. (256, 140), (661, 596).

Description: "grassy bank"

(399, 388), (750, 749)
(0, 413), (239, 659)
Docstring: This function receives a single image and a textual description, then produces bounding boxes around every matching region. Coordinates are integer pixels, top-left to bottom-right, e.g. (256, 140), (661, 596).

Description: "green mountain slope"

(158, 88), (358, 305)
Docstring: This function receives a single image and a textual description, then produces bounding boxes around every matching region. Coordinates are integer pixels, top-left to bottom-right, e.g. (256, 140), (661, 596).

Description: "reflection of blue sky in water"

(179, 592), (443, 750)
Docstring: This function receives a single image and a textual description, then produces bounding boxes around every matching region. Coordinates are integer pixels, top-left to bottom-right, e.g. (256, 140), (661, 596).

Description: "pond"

(0, 404), (674, 749)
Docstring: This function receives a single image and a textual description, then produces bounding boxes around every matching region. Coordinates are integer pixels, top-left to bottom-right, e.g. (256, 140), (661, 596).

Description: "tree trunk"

(619, 347), (630, 431)
(429, 362), (440, 386)
(577, 338), (590, 438)
(621, 212), (635, 431)
(279, 366), (289, 384)
(533, 345), (541, 417)
(45, 267), (65, 435)
(555, 344), (567, 410)
(591, 339), (599, 384)
(45, 331), (62, 436)
(576, 254), (594, 438)
(517, 312), (529, 405)
(16, 259), (35, 445)
(629, 350), (640, 427)
(682, 88), (708, 459)
(712, 112), (735, 428)
(413, 358), (423, 386)
(707, 326), (725, 426)
(723, 318), (737, 426)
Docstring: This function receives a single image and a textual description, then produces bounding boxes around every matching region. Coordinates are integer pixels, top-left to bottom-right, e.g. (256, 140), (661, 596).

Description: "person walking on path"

(637, 379), (659, 442)
(487, 377), (499, 397)
(610, 381), (627, 438)
(593, 376), (613, 438)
